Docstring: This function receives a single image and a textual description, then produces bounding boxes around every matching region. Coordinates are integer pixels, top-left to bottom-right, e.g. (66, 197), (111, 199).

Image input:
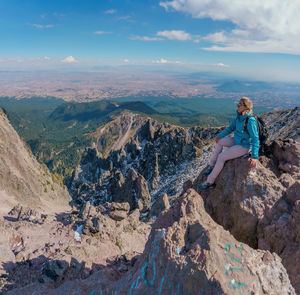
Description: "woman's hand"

(248, 158), (257, 168)
(216, 136), (220, 143)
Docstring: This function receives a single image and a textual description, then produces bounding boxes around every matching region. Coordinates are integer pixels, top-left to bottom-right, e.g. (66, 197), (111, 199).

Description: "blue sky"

(1, 0), (300, 82)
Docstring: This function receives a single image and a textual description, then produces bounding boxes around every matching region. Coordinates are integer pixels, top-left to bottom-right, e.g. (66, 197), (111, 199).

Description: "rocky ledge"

(193, 138), (300, 293)
(10, 188), (295, 294)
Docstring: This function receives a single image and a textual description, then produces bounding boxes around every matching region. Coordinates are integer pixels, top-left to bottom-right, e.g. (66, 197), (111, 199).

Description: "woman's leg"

(209, 137), (235, 166)
(207, 145), (250, 184)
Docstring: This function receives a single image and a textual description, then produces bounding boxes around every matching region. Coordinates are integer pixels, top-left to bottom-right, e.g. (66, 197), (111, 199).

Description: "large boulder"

(195, 156), (285, 248)
(194, 139), (300, 293)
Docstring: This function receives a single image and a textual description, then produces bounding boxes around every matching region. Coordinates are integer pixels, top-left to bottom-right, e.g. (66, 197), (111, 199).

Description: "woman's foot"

(198, 180), (216, 190)
(203, 165), (214, 176)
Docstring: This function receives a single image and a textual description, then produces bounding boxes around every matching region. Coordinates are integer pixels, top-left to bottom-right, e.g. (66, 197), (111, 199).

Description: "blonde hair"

(240, 96), (253, 111)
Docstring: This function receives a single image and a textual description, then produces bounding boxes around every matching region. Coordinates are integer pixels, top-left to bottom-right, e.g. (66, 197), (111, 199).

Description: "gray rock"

(150, 193), (170, 217)
(83, 216), (103, 235)
(110, 202), (130, 212)
(109, 210), (128, 221)
(113, 168), (151, 212)
(286, 181), (300, 204)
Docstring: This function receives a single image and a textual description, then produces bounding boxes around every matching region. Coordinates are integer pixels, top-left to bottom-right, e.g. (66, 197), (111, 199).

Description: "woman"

(199, 96), (259, 190)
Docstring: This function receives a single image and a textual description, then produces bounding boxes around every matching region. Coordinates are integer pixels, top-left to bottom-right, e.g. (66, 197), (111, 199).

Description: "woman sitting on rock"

(199, 96), (259, 190)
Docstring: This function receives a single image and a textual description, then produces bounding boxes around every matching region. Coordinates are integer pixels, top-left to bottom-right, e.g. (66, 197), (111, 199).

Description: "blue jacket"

(218, 110), (260, 159)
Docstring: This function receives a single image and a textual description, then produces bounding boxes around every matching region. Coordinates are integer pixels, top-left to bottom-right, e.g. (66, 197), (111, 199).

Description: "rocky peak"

(262, 106), (300, 142)
(0, 109), (71, 214)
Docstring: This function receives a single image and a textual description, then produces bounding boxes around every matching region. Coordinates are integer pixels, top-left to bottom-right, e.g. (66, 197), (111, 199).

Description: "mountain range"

(0, 102), (299, 294)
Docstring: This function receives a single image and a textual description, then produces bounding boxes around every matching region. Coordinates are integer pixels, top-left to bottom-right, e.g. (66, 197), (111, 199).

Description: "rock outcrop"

(194, 138), (300, 293)
(12, 189), (295, 295)
(262, 106), (300, 142)
(0, 109), (71, 215)
(112, 168), (151, 212)
(150, 193), (170, 217)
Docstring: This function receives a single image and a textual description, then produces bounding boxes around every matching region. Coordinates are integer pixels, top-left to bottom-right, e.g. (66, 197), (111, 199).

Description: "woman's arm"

(247, 117), (260, 159)
(218, 119), (236, 139)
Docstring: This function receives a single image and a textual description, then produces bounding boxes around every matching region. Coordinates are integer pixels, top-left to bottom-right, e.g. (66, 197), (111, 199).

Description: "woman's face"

(237, 100), (247, 114)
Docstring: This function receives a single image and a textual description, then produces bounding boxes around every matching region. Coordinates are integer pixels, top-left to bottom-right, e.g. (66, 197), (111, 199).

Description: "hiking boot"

(198, 181), (216, 191)
(203, 165), (214, 176)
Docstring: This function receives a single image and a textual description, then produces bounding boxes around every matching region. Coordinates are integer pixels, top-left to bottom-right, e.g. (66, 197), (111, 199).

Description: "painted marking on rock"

(141, 261), (149, 286)
(224, 263), (244, 276)
(159, 267), (168, 295)
(134, 276), (140, 289)
(225, 243), (244, 263)
(128, 281), (135, 295)
(140, 235), (160, 287)
(224, 242), (248, 295)
(229, 279), (248, 295)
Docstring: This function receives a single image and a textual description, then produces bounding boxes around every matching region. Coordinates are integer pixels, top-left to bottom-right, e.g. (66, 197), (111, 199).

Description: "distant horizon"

(1, 67), (300, 85)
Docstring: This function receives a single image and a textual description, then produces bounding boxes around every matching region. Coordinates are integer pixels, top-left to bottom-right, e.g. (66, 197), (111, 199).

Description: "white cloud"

(160, 0), (300, 54)
(214, 62), (229, 67)
(151, 58), (184, 64)
(117, 15), (133, 22)
(94, 31), (111, 35)
(61, 56), (77, 63)
(104, 9), (117, 14)
(130, 36), (163, 41)
(53, 12), (66, 17)
(203, 31), (228, 43)
(130, 30), (193, 42)
(43, 56), (51, 60)
(202, 35), (300, 55)
(123, 59), (129, 63)
(31, 24), (54, 29)
(157, 30), (191, 41)
(152, 58), (168, 64)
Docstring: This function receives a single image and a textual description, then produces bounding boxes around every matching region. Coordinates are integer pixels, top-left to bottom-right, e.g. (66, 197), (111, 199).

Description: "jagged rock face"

(69, 111), (221, 208)
(111, 168), (151, 212)
(194, 139), (300, 293)
(262, 106), (300, 142)
(68, 107), (299, 212)
(0, 109), (71, 214)
(34, 189), (295, 294)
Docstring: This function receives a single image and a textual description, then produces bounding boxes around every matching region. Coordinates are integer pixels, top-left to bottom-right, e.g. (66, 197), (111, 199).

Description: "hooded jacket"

(218, 110), (260, 159)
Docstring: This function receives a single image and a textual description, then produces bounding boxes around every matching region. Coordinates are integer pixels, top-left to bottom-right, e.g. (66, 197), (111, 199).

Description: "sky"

(1, 0), (300, 82)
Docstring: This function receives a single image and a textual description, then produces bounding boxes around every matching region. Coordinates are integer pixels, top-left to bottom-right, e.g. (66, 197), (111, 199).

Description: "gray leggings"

(207, 137), (249, 184)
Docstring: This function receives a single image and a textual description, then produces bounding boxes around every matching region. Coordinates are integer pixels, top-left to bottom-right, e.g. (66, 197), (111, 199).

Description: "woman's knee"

(216, 153), (226, 163)
(219, 136), (235, 147)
